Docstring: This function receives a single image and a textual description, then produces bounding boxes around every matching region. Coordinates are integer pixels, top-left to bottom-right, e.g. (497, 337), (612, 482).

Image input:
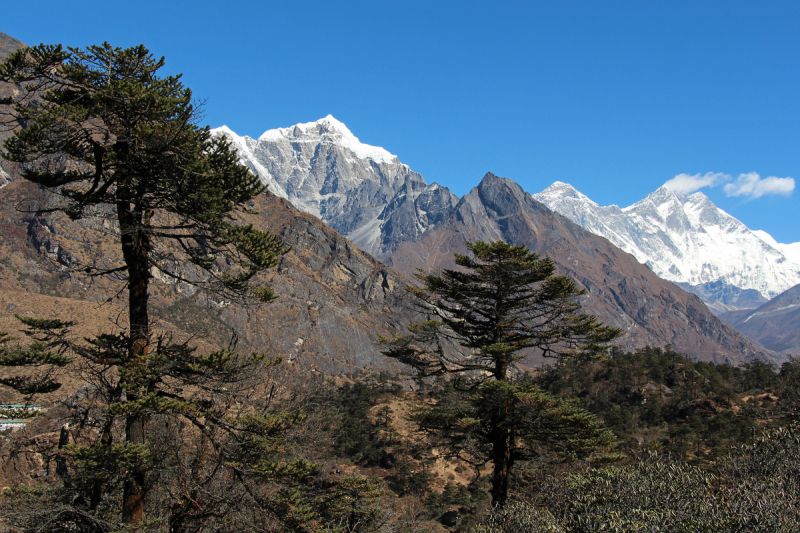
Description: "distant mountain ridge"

(532, 182), (800, 313)
(720, 283), (800, 357)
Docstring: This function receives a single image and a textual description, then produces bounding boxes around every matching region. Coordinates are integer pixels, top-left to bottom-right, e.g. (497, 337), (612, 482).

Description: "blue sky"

(6, 1), (800, 242)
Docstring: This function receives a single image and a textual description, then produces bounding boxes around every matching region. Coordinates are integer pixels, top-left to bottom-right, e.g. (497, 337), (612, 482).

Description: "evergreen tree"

(382, 240), (621, 507)
(0, 318), (72, 401)
(0, 42), (288, 527)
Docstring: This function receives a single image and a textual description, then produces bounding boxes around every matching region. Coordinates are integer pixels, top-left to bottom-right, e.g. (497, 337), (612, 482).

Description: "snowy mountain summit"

(211, 116), (457, 257)
(532, 182), (800, 313)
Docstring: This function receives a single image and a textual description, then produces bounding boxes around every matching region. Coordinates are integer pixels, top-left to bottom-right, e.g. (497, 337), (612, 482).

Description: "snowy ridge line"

(258, 115), (398, 164)
(208, 115), (458, 259)
(743, 302), (800, 323)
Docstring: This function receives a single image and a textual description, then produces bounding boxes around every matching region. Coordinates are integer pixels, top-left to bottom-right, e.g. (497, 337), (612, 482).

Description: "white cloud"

(663, 172), (729, 194)
(723, 172), (795, 199)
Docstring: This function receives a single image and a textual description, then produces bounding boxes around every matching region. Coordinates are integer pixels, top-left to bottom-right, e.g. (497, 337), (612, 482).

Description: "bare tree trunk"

(489, 425), (511, 507)
(119, 194), (151, 527)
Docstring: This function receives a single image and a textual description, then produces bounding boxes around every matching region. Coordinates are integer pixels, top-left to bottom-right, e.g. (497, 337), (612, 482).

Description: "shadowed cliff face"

(720, 283), (800, 357)
(386, 173), (778, 366)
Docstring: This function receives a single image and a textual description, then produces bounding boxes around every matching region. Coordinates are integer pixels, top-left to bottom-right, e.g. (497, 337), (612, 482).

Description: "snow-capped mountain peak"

(257, 115), (398, 164)
(211, 117), (457, 258)
(537, 181), (599, 207)
(533, 181), (800, 312)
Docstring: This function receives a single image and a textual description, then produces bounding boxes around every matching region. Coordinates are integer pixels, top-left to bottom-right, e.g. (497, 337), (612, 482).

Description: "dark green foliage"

(391, 461), (434, 496)
(475, 424), (800, 532)
(0, 317), (72, 399)
(383, 241), (620, 508)
(779, 356), (800, 417)
(332, 382), (387, 464)
(535, 346), (794, 463)
(416, 379), (615, 465)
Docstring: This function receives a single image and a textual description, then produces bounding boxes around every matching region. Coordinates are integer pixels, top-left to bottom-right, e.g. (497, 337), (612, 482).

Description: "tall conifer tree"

(383, 240), (621, 506)
(0, 42), (288, 526)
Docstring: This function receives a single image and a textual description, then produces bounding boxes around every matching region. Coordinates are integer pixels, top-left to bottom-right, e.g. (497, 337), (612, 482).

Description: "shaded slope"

(720, 284), (800, 357)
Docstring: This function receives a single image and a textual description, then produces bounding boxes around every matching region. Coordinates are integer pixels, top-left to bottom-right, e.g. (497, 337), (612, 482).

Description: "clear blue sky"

(5, 1), (800, 242)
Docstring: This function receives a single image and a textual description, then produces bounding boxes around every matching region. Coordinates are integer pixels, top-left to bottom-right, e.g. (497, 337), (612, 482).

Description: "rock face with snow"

(532, 182), (800, 313)
(211, 116), (458, 258)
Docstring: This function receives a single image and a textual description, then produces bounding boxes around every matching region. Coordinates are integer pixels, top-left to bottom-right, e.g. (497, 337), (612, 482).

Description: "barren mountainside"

(0, 177), (416, 376)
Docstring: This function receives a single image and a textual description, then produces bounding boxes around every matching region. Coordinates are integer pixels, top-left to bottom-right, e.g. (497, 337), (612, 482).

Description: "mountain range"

(213, 117), (779, 365)
(211, 117), (459, 259)
(532, 182), (800, 314)
(0, 31), (789, 367)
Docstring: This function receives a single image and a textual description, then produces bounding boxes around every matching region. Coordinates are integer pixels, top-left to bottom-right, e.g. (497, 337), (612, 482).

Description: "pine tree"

(382, 240), (621, 506)
(0, 42), (289, 527)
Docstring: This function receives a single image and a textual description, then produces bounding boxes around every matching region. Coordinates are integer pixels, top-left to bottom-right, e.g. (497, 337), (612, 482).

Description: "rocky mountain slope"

(719, 283), (800, 358)
(211, 117), (458, 258)
(386, 173), (778, 366)
(0, 176), (416, 375)
(532, 182), (800, 313)
(0, 31), (24, 59)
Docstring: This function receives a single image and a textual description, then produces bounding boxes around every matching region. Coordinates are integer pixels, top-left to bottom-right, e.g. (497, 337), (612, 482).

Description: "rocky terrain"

(532, 181), (800, 313)
(386, 173), (777, 366)
(719, 283), (800, 357)
(0, 175), (417, 378)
